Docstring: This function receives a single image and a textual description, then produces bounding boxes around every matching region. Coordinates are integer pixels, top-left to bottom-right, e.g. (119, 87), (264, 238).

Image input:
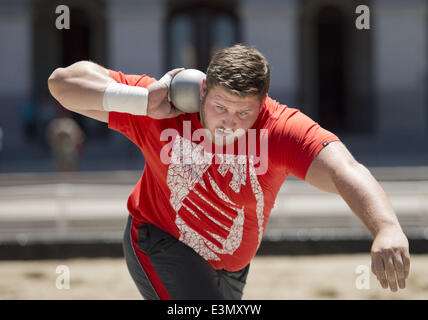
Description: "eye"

(216, 105), (225, 111)
(238, 111), (248, 117)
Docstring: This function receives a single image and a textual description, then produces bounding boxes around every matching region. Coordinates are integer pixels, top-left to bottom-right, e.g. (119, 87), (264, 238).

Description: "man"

(46, 117), (85, 171)
(48, 44), (410, 300)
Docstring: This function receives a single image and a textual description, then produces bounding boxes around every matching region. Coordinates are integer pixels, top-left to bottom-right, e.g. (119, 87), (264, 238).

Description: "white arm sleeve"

(102, 81), (148, 116)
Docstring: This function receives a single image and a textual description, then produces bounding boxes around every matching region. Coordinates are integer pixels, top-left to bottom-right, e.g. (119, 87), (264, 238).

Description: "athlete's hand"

(146, 68), (185, 119)
(371, 226), (410, 292)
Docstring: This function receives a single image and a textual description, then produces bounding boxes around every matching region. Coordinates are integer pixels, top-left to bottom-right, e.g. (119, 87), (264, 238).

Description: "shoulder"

(107, 69), (157, 87)
(259, 96), (302, 129)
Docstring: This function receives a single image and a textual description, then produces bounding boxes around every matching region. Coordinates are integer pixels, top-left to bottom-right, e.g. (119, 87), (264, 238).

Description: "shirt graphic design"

(167, 135), (264, 262)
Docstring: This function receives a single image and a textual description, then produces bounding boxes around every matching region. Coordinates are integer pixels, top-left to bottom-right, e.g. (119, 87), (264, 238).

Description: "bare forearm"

(332, 162), (402, 237)
(48, 61), (112, 111)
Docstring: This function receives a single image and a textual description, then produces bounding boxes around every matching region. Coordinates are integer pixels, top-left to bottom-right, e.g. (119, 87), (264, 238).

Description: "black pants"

(123, 215), (250, 300)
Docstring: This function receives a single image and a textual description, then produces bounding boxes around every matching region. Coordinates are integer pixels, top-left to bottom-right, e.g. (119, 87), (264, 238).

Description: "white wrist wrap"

(158, 73), (173, 101)
(102, 81), (148, 115)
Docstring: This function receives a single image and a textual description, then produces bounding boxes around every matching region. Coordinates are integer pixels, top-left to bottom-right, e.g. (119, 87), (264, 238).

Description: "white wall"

(373, 0), (427, 138)
(107, 0), (165, 79)
(241, 0), (298, 105)
(0, 2), (31, 98)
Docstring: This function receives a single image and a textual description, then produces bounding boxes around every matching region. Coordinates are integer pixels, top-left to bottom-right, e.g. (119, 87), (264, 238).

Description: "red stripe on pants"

(130, 219), (171, 300)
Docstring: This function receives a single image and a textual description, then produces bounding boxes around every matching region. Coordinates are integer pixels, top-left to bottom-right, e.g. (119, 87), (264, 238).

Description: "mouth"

(215, 128), (234, 136)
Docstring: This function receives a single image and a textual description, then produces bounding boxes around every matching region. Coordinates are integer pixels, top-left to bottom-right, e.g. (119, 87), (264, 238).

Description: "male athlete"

(48, 44), (410, 299)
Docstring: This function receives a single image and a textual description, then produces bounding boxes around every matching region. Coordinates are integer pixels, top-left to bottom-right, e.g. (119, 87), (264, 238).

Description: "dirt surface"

(1, 254), (427, 300)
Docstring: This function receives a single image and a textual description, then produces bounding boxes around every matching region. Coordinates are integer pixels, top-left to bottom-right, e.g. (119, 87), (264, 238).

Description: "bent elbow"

(48, 61), (89, 94)
(48, 67), (66, 99)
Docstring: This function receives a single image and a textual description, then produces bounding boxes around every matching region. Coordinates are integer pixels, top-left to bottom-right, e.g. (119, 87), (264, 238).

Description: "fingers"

(370, 231), (410, 292)
(372, 253), (388, 289)
(372, 249), (409, 292)
(158, 68), (185, 95)
(401, 251), (411, 279)
(161, 102), (185, 119)
(167, 68), (185, 77)
(393, 251), (406, 289)
(384, 255), (398, 292)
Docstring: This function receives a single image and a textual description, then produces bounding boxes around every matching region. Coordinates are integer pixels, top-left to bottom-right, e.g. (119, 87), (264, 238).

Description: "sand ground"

(1, 254), (427, 300)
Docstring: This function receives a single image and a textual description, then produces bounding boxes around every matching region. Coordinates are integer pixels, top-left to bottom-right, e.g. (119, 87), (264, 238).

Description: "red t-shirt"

(108, 70), (341, 271)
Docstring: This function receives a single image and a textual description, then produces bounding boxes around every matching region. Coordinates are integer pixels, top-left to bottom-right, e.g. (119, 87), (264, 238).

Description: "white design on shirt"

(167, 135), (264, 261)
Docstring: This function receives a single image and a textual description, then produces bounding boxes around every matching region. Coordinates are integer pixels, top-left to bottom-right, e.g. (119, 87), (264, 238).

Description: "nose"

(222, 113), (237, 128)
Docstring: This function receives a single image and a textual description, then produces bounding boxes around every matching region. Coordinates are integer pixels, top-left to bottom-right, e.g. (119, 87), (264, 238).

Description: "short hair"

(205, 44), (270, 101)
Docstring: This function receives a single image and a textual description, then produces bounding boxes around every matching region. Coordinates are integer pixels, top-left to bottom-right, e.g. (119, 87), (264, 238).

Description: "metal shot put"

(169, 69), (206, 113)
(48, 44), (410, 299)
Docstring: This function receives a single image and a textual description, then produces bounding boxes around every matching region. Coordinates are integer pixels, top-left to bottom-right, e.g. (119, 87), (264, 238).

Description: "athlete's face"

(199, 81), (263, 146)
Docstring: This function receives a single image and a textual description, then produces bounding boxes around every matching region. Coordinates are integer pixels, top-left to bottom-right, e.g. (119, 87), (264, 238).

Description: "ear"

(200, 79), (207, 100)
(260, 95), (267, 109)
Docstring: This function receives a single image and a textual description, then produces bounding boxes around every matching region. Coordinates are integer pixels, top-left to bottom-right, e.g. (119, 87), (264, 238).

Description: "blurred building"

(0, 0), (427, 173)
